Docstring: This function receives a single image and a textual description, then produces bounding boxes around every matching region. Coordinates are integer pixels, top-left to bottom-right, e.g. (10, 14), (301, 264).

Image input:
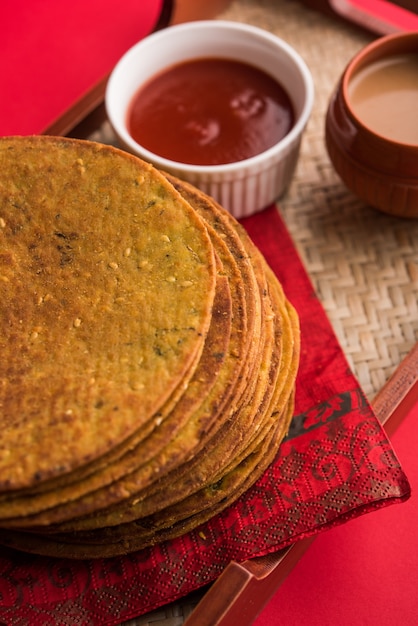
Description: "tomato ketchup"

(127, 57), (294, 166)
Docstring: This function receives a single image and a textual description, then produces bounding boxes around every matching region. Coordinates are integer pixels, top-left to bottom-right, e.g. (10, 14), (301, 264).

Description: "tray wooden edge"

(39, 21), (417, 622)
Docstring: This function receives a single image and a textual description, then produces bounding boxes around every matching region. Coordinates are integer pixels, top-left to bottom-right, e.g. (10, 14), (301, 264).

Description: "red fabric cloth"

(0, 0), (163, 136)
(254, 381), (418, 626)
(0, 205), (410, 625)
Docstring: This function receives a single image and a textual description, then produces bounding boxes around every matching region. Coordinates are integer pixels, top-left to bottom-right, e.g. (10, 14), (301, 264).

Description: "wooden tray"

(41, 82), (418, 626)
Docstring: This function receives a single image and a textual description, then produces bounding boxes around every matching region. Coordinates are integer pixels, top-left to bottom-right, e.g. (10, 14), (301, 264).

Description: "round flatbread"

(0, 139), (300, 559)
(0, 136), (216, 490)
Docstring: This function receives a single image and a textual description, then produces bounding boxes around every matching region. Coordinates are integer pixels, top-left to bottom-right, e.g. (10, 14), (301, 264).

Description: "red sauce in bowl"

(127, 58), (295, 166)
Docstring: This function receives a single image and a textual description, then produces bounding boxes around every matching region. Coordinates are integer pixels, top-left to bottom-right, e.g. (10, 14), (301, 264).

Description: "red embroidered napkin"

(253, 368), (418, 626)
(0, 206), (410, 625)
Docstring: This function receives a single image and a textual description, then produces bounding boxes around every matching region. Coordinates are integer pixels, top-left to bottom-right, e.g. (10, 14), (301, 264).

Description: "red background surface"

(0, 0), (163, 136)
(339, 0), (418, 30)
(0, 3), (416, 623)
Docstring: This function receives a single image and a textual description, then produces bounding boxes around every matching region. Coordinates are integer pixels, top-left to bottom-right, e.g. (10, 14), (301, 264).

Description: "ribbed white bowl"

(106, 20), (314, 218)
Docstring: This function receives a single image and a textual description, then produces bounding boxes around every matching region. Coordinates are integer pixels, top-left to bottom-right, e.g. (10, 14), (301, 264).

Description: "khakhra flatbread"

(0, 136), (300, 559)
(0, 136), (217, 490)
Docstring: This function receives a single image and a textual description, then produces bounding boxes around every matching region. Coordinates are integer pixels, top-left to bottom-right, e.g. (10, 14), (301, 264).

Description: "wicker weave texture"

(221, 0), (418, 400)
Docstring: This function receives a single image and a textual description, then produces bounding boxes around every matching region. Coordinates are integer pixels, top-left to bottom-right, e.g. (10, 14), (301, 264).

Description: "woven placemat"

(219, 0), (418, 402)
(86, 1), (418, 622)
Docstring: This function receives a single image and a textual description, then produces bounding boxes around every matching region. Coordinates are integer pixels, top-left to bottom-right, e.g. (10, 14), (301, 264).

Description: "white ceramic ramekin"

(105, 20), (314, 218)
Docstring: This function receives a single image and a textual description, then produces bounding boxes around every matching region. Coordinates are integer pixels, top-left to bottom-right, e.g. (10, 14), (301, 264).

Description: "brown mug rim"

(341, 31), (418, 150)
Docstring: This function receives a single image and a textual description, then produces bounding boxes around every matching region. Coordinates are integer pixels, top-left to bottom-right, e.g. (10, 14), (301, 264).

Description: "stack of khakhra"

(0, 136), (299, 559)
